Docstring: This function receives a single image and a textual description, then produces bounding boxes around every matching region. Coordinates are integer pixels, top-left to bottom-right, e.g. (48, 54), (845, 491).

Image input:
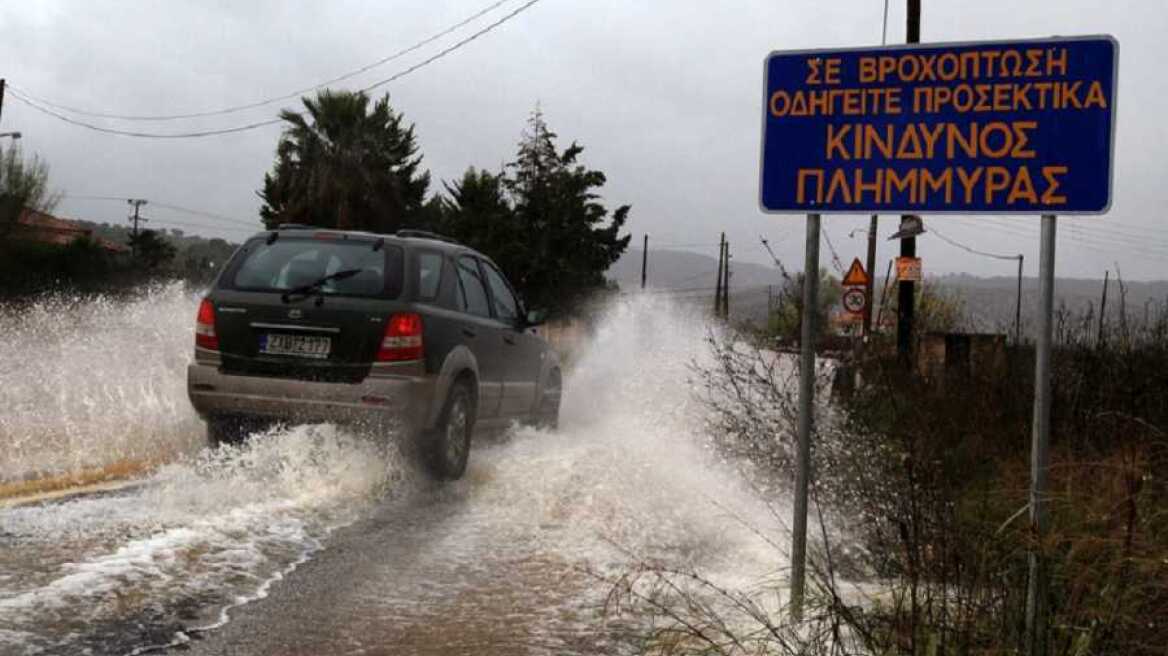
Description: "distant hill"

(609, 248), (784, 292)
(608, 249), (1168, 337)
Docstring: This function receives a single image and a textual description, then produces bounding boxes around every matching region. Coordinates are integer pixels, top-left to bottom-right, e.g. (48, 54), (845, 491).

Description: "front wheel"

(534, 369), (562, 430)
(426, 380), (474, 480)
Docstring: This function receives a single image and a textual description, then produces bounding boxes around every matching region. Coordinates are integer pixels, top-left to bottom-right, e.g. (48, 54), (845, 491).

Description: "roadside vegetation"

(599, 288), (1168, 655)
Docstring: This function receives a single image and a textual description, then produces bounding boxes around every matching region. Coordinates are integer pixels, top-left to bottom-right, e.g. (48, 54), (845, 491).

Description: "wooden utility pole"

(897, 0), (921, 364)
(1015, 255), (1025, 344)
(714, 232), (725, 316)
(1098, 270), (1110, 347)
(0, 79), (6, 126)
(864, 214), (877, 336)
(722, 240), (730, 319)
(641, 234), (649, 289)
(128, 199), (148, 259)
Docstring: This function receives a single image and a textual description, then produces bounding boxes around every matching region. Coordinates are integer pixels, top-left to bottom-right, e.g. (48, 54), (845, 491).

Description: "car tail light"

(195, 298), (219, 351)
(378, 312), (424, 362)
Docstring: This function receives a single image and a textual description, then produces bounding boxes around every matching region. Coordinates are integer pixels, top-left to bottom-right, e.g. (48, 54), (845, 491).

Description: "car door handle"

(462, 328), (477, 339)
(503, 335), (516, 345)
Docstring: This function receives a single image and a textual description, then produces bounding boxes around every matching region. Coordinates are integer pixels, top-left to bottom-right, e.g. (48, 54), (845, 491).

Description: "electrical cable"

(6, 0), (544, 139)
(61, 195), (258, 228)
(6, 0), (516, 122)
(821, 226), (845, 273)
(925, 221), (1020, 261)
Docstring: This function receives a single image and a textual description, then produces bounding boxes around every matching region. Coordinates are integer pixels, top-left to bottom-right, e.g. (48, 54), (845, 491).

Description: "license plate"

(260, 333), (331, 359)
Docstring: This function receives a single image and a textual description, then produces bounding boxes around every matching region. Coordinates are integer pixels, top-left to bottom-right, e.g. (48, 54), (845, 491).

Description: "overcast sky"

(2, 0), (1166, 280)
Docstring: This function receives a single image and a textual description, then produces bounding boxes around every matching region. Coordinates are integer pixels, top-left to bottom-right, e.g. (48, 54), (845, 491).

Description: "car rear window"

(223, 236), (404, 298)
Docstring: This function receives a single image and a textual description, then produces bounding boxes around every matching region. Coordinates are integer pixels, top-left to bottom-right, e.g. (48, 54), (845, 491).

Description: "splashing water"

(0, 284), (204, 482)
(0, 425), (404, 655)
(0, 291), (797, 654)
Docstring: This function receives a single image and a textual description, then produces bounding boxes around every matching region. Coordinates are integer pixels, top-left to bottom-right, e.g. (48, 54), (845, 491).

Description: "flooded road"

(0, 290), (790, 655)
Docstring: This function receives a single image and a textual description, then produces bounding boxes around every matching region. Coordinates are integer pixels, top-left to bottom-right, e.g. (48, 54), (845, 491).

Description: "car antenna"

(372, 237), (384, 252)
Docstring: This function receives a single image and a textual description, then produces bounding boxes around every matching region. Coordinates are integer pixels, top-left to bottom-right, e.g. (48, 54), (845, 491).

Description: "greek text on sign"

(759, 36), (1118, 214)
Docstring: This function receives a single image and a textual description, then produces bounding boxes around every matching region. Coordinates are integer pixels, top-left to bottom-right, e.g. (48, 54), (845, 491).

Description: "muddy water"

(0, 294), (791, 655)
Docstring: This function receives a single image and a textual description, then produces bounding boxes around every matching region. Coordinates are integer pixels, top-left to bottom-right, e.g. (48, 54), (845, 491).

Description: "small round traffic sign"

(842, 287), (867, 314)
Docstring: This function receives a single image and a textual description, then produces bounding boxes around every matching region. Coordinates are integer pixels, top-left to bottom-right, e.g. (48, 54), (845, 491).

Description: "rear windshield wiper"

(281, 268), (364, 303)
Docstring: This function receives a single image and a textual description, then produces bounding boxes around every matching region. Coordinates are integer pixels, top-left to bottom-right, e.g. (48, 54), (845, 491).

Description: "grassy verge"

(600, 306), (1168, 654)
(0, 458), (156, 504)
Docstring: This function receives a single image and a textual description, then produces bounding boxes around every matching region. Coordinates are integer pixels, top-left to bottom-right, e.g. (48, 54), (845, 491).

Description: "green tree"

(768, 268), (842, 340)
(258, 89), (430, 231)
(0, 144), (60, 238)
(442, 109), (630, 316)
(440, 167), (522, 264)
(129, 229), (177, 269)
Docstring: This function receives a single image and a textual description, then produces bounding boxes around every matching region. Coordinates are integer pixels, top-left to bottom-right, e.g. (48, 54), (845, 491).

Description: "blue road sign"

(759, 36), (1118, 214)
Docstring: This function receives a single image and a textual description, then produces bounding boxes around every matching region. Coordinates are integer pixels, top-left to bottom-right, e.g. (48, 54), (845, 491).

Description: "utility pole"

(864, 214), (878, 337)
(641, 234), (649, 289)
(722, 240), (731, 319)
(897, 0), (921, 364)
(128, 199), (148, 259)
(0, 78), (6, 126)
(1015, 255), (1025, 344)
(714, 232), (725, 317)
(1098, 270), (1110, 347)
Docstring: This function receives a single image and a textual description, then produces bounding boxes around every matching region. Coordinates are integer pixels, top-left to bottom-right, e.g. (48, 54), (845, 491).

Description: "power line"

(758, 235), (791, 281)
(7, 0), (544, 139)
(62, 195), (258, 228)
(6, 0), (515, 122)
(926, 221), (1020, 261)
(821, 225), (845, 273)
(146, 218), (256, 234)
(7, 90), (283, 138)
(948, 216), (1168, 264)
(151, 201), (257, 227)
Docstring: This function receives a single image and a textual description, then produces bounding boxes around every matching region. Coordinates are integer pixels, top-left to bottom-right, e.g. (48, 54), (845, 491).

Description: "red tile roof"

(13, 208), (130, 253)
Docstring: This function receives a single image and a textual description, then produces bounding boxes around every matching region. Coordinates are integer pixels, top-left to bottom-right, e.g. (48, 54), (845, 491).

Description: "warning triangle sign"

(842, 258), (870, 287)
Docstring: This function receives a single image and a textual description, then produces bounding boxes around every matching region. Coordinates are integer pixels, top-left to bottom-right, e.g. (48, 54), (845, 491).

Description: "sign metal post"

(789, 212), (820, 620)
(1026, 214), (1057, 655)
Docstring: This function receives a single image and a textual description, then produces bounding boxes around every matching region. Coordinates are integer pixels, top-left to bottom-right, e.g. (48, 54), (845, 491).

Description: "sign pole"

(789, 212), (820, 621)
(1025, 214), (1057, 656)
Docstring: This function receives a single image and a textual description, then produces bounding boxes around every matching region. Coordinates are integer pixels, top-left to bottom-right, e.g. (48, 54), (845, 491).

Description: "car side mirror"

(525, 308), (548, 327)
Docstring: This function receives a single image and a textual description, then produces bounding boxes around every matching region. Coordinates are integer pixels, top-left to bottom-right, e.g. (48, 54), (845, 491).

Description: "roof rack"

(395, 229), (461, 245)
(276, 223), (316, 230)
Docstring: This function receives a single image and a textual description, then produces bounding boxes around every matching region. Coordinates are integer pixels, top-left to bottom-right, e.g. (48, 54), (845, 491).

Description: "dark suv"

(187, 227), (562, 480)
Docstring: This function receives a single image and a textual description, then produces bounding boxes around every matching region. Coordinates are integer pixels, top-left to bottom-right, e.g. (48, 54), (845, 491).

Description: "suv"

(186, 227), (562, 480)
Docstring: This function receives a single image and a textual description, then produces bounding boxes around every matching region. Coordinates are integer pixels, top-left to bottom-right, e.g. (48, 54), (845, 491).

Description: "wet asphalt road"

(178, 446), (635, 656)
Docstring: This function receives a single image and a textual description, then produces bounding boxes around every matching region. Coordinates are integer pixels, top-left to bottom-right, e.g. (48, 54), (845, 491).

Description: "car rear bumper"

(187, 362), (436, 433)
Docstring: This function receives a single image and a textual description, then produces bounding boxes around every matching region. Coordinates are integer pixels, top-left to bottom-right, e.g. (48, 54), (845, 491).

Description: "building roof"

(13, 208), (130, 253)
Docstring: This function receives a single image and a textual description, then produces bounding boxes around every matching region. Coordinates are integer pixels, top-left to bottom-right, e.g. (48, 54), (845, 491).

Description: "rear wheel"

(535, 369), (562, 430)
(206, 415), (269, 448)
(206, 416), (246, 447)
(426, 380), (474, 480)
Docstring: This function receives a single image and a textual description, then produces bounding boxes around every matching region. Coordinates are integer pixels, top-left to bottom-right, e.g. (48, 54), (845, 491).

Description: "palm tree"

(259, 90), (430, 232)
